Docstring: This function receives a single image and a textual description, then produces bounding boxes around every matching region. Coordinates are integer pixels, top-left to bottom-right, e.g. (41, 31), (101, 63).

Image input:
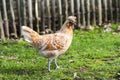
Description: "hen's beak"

(69, 20), (76, 25)
(69, 21), (76, 29)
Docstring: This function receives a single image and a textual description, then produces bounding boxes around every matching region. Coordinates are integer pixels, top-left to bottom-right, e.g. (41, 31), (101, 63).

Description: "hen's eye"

(69, 21), (73, 24)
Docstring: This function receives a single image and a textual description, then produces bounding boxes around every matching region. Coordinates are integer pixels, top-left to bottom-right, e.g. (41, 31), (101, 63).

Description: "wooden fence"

(0, 0), (120, 39)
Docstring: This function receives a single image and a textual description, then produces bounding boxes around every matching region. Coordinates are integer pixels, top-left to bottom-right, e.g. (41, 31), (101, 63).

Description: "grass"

(0, 28), (120, 80)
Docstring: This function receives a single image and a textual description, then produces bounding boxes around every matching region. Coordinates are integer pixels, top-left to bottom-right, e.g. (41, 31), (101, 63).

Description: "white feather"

(21, 26), (32, 43)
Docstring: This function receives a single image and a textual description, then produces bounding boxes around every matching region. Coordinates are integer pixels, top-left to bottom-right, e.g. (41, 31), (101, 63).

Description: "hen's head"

(60, 16), (76, 32)
(66, 16), (76, 29)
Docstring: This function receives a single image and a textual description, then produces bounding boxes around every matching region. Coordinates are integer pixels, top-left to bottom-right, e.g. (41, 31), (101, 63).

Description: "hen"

(21, 16), (76, 71)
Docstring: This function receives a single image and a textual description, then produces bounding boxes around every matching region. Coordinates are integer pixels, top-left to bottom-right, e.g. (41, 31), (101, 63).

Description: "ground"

(0, 26), (120, 80)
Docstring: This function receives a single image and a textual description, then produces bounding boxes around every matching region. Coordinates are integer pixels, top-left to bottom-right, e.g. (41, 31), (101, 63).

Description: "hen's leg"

(54, 59), (60, 69)
(48, 58), (52, 71)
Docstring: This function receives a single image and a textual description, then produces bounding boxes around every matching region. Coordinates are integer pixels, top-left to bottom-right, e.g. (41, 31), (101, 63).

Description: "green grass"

(0, 29), (120, 80)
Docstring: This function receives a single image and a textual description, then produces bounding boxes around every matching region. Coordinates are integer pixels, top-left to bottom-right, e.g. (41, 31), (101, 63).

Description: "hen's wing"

(36, 33), (69, 58)
(38, 33), (68, 51)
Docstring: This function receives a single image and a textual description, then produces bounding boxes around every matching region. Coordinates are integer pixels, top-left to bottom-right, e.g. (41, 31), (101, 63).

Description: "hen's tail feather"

(21, 26), (40, 43)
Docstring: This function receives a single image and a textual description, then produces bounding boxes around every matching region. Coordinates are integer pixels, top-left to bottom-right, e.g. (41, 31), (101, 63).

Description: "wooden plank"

(109, 0), (113, 22)
(35, 0), (40, 33)
(86, 0), (90, 26)
(91, 0), (96, 25)
(98, 0), (102, 25)
(41, 0), (45, 31)
(115, 0), (119, 23)
(2, 0), (9, 38)
(76, 0), (81, 28)
(28, 0), (33, 29)
(81, 0), (86, 26)
(103, 0), (108, 22)
(23, 0), (27, 25)
(38, 0), (42, 32)
(70, 0), (74, 15)
(51, 0), (56, 32)
(119, 0), (120, 22)
(46, 0), (51, 29)
(64, 0), (68, 20)
(10, 0), (17, 38)
(17, 0), (22, 27)
(17, 0), (24, 37)
(0, 11), (5, 39)
(58, 0), (63, 27)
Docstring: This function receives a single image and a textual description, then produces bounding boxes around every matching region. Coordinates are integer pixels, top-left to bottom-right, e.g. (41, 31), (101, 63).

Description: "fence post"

(76, 0), (81, 28)
(58, 0), (63, 28)
(17, 0), (21, 27)
(115, 0), (119, 23)
(64, 0), (68, 20)
(41, 0), (45, 31)
(87, 0), (90, 26)
(2, 0), (9, 38)
(98, 0), (102, 25)
(10, 0), (17, 38)
(46, 0), (51, 30)
(28, 0), (33, 29)
(103, 0), (108, 22)
(70, 0), (74, 15)
(23, 0), (27, 26)
(119, 0), (120, 22)
(109, 0), (113, 22)
(81, 0), (86, 27)
(51, 0), (56, 32)
(35, 0), (40, 33)
(91, 0), (96, 25)
(0, 11), (5, 39)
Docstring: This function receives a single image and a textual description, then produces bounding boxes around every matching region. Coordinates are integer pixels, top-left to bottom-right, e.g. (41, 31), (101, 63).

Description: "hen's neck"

(60, 21), (73, 35)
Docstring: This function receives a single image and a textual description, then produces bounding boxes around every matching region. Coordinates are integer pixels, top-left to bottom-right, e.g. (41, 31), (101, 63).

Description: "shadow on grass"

(0, 66), (47, 76)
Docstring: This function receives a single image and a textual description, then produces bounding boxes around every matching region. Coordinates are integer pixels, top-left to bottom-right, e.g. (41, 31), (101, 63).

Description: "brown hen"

(21, 16), (76, 71)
